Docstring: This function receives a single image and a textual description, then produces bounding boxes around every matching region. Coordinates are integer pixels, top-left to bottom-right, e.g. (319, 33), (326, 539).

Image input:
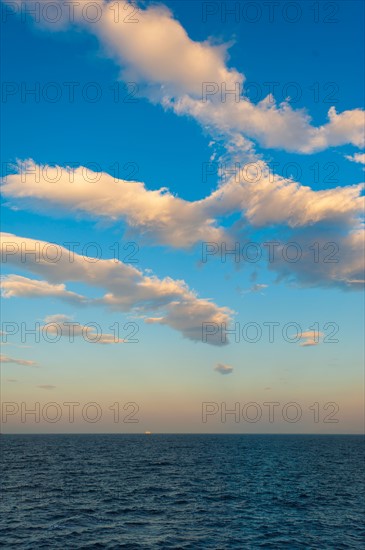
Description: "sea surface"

(0, 434), (364, 549)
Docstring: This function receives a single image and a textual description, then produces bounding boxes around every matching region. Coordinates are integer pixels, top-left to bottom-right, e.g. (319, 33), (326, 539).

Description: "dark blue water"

(1, 435), (364, 548)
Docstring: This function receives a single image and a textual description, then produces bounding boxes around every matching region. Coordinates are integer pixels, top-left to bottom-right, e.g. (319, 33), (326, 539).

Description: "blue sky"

(1, 0), (364, 433)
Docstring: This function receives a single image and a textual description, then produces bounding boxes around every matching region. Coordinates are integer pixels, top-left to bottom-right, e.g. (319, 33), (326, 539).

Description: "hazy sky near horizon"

(1, 0), (364, 433)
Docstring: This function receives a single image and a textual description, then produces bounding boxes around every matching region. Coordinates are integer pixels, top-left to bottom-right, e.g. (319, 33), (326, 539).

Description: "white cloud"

(345, 153), (365, 165)
(5, 0), (363, 154)
(207, 163), (364, 228)
(2, 159), (363, 238)
(1, 274), (87, 303)
(214, 363), (233, 374)
(2, 160), (364, 289)
(42, 314), (126, 344)
(1, 233), (233, 345)
(1, 160), (226, 249)
(1, 2), (364, 291)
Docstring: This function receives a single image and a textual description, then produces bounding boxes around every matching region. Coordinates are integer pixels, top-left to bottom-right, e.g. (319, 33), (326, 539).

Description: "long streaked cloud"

(1, 274), (87, 303)
(0, 233), (233, 345)
(1, 160), (227, 249)
(4, 0), (364, 154)
(2, 161), (364, 289)
(2, 159), (363, 237)
(0, 354), (38, 366)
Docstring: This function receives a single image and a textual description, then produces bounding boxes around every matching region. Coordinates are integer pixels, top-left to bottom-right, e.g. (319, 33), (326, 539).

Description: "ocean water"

(0, 434), (364, 549)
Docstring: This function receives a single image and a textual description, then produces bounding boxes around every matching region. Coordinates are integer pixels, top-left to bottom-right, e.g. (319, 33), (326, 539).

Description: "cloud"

(145, 299), (230, 344)
(42, 314), (126, 344)
(297, 330), (324, 347)
(37, 385), (56, 390)
(214, 363), (233, 375)
(0, 354), (37, 366)
(2, 159), (363, 240)
(251, 284), (268, 293)
(1, 2), (364, 291)
(0, 233), (233, 345)
(237, 283), (268, 296)
(206, 162), (364, 228)
(1, 160), (226, 249)
(1, 274), (87, 303)
(172, 98), (365, 154)
(2, 160), (364, 289)
(5, 0), (363, 154)
(345, 153), (365, 166)
(300, 340), (319, 347)
(266, 227), (365, 290)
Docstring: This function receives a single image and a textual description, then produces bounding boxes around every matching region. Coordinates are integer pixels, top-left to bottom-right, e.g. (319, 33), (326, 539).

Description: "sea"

(0, 434), (364, 548)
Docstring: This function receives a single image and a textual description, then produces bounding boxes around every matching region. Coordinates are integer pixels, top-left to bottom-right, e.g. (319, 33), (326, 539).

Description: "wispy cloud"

(0, 354), (38, 366)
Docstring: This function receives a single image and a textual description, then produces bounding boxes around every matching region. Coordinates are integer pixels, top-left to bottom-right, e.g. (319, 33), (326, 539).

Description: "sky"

(0, 0), (364, 433)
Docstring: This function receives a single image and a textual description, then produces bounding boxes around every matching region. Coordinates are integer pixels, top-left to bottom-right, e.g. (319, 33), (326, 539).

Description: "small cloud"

(296, 330), (324, 347)
(145, 317), (164, 324)
(301, 340), (318, 347)
(42, 314), (126, 344)
(6, 379), (18, 383)
(237, 283), (268, 296)
(250, 284), (268, 293)
(214, 363), (233, 375)
(0, 354), (38, 366)
(37, 385), (56, 390)
(264, 387), (271, 390)
(345, 153), (365, 165)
